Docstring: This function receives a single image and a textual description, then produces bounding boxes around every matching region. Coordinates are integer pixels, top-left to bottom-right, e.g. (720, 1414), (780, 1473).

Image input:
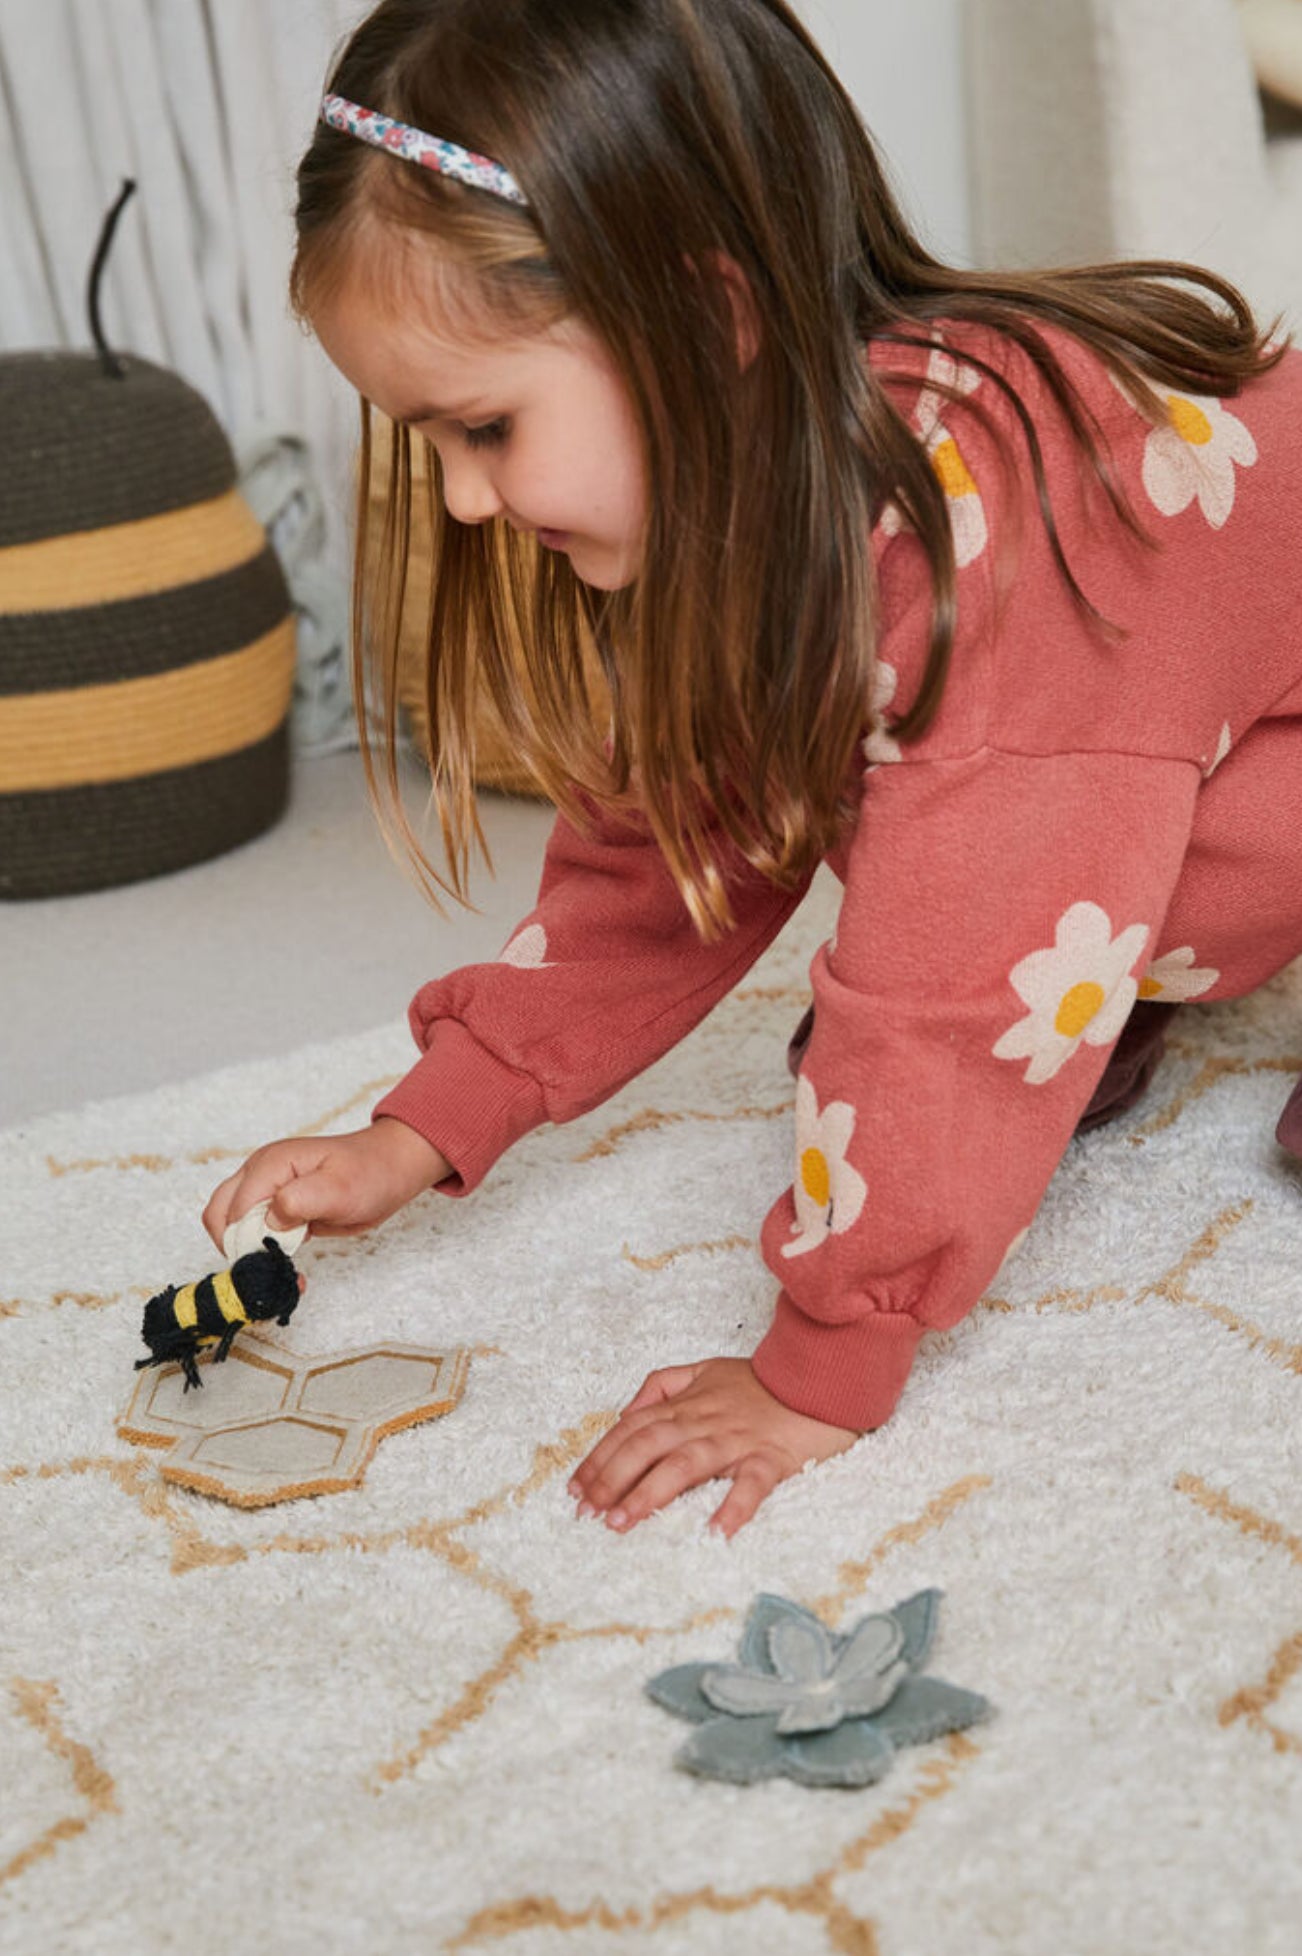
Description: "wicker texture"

(0, 353), (294, 899)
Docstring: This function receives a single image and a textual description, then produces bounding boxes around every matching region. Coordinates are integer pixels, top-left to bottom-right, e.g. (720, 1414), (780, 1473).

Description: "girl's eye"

(461, 418), (510, 450)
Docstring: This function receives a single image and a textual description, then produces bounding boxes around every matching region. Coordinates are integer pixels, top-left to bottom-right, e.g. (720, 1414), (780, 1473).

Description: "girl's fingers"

(621, 1363), (706, 1415)
(576, 1419), (710, 1515)
(708, 1451), (786, 1539)
(569, 1400), (684, 1497)
(603, 1440), (730, 1531)
(201, 1170), (247, 1249)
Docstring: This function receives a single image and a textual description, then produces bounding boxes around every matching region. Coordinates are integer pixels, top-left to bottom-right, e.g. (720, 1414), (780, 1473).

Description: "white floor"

(1, 747), (555, 1126)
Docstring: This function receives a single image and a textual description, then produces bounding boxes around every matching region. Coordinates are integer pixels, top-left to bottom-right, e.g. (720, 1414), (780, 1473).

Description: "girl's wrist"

(372, 1115), (452, 1190)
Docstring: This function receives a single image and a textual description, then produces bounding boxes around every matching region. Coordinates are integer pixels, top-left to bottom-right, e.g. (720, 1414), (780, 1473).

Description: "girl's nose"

(440, 453), (504, 527)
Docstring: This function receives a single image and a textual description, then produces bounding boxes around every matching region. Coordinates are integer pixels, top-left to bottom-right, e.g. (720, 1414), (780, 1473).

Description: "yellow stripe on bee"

(174, 1284), (199, 1330)
(212, 1269), (247, 1327)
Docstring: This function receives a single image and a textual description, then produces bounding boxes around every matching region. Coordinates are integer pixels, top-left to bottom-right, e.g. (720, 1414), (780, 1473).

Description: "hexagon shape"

(117, 1339), (297, 1447)
(298, 1348), (459, 1424)
(117, 1335), (470, 1506)
(160, 1413), (372, 1506)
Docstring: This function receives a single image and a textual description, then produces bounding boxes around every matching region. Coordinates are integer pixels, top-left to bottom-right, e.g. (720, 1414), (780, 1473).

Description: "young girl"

(205, 0), (1302, 1538)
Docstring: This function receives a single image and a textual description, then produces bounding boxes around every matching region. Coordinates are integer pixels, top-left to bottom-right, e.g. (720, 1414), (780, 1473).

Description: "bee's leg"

(181, 1353), (202, 1392)
(212, 1326), (240, 1364)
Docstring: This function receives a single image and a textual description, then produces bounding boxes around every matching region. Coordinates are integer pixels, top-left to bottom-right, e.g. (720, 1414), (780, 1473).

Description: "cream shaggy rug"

(4, 868), (1302, 1956)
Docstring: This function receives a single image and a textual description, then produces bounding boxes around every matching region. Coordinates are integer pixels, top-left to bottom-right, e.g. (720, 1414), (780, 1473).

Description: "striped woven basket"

(0, 350), (295, 899)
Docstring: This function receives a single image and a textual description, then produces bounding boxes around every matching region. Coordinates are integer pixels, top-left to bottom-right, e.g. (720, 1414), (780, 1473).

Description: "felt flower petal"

(677, 1715), (786, 1784)
(833, 1659), (912, 1721)
(830, 1613), (904, 1685)
(768, 1613), (835, 1685)
(737, 1594), (816, 1673)
(775, 1695), (846, 1737)
(867, 1675), (993, 1748)
(700, 1667), (799, 1718)
(782, 1720), (896, 1788)
(644, 1663), (716, 1724)
(892, 1588), (943, 1668)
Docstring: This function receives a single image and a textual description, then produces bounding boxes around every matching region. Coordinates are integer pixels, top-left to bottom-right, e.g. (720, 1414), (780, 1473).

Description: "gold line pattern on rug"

(808, 1476), (993, 1622)
(621, 1234), (756, 1271)
(41, 1075), (402, 1177)
(732, 983), (812, 1003)
(575, 1100), (794, 1162)
(1127, 1052), (1302, 1144)
(443, 1733), (979, 1952)
(1177, 1475), (1302, 1757)
(979, 1282), (1128, 1318)
(1176, 1473), (1302, 1569)
(1220, 1630), (1302, 1755)
(1138, 1202), (1302, 1375)
(1, 1286), (148, 1320)
(371, 1473), (992, 1790)
(0, 1680), (119, 1890)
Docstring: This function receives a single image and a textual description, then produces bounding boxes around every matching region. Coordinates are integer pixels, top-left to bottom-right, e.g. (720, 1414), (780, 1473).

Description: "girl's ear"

(686, 249), (761, 372)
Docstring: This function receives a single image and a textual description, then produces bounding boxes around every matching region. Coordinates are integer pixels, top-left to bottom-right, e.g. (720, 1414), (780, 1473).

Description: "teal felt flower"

(646, 1591), (990, 1787)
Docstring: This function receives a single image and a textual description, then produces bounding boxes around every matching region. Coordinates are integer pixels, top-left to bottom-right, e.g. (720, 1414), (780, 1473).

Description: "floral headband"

(320, 93), (529, 208)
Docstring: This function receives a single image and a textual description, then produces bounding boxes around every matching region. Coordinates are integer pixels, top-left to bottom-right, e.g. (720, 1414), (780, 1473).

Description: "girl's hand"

(568, 1357), (859, 1538)
(202, 1118), (450, 1251)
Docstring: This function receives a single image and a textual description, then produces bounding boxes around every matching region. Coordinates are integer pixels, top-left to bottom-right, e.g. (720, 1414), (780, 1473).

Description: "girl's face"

(312, 267), (648, 590)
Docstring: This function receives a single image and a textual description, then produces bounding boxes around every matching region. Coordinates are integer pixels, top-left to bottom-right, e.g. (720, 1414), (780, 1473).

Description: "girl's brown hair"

(292, 0), (1285, 938)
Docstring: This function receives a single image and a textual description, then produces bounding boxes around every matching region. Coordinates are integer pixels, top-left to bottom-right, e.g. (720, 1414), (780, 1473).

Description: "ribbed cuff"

(751, 1290), (923, 1430)
(372, 1020), (548, 1197)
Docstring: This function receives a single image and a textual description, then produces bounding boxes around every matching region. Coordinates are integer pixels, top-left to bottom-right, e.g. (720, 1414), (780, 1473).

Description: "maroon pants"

(785, 1000), (1302, 1156)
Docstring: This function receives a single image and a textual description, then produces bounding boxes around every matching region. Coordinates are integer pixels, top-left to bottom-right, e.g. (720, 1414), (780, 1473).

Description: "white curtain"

(0, 0), (373, 751)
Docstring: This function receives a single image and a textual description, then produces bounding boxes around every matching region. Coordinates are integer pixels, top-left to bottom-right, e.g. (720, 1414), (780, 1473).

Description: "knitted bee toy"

(135, 1238), (304, 1392)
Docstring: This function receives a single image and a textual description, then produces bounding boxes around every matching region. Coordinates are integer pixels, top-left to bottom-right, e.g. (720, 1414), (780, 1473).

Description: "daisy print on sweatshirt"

(1138, 947), (1219, 1002)
(878, 345), (989, 568)
(1141, 391), (1257, 529)
(862, 661), (902, 768)
(499, 923), (554, 968)
(781, 1074), (869, 1260)
(992, 901), (1149, 1085)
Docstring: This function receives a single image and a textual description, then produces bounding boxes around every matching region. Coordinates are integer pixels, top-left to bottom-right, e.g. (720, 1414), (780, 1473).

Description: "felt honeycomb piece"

(117, 1335), (470, 1507)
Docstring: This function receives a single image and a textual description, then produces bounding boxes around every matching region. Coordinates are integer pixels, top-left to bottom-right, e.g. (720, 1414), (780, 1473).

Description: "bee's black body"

(135, 1238), (301, 1391)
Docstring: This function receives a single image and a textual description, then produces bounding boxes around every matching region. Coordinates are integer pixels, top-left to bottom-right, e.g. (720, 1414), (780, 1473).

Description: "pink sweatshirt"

(375, 322), (1302, 1431)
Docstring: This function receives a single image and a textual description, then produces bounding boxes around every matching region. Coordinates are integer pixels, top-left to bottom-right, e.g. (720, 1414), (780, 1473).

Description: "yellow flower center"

(1055, 981), (1107, 1039)
(1167, 397), (1213, 446)
(1137, 976), (1163, 1000)
(931, 437), (977, 499)
(800, 1147), (831, 1209)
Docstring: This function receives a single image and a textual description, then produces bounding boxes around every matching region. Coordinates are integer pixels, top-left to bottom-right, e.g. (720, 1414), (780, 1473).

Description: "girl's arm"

(371, 794), (815, 1192)
(207, 795), (810, 1245)
(572, 742), (1205, 1532)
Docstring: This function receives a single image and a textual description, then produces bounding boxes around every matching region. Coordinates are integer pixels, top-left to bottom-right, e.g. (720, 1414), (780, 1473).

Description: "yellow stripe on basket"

(0, 622), (296, 791)
(0, 490), (267, 614)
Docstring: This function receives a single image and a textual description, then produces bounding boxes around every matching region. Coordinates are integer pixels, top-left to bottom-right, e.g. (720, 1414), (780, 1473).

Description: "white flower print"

(1141, 392), (1256, 529)
(1204, 723), (1232, 778)
(862, 661), (902, 767)
(499, 923), (553, 968)
(916, 346), (988, 568)
(1138, 947), (1219, 1003)
(781, 1074), (869, 1260)
(992, 901), (1149, 1085)
(875, 345), (988, 566)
